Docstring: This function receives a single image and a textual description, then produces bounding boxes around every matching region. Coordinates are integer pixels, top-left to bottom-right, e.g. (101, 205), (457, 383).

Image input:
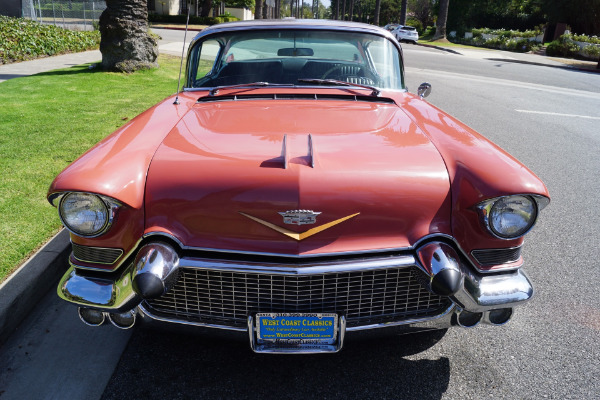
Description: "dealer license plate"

(252, 313), (341, 353)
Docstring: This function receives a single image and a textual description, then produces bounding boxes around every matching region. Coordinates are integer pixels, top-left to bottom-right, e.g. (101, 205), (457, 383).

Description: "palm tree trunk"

(400, 0), (407, 25)
(374, 0), (381, 25)
(433, 0), (450, 40)
(99, 0), (157, 72)
(255, 0), (263, 19)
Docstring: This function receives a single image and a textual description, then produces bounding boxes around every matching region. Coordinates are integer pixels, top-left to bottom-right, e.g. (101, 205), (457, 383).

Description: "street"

(1, 38), (599, 400)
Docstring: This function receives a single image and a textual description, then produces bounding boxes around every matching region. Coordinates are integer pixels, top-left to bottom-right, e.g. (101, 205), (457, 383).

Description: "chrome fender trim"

(452, 269), (534, 312)
(57, 266), (140, 312)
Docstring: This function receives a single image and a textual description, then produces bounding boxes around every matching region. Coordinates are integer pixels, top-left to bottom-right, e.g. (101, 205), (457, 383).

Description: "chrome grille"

(144, 266), (450, 329)
(472, 247), (522, 266)
(71, 243), (123, 265)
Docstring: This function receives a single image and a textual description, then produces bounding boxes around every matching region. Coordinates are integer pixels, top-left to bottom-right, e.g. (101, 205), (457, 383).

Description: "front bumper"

(58, 240), (534, 333)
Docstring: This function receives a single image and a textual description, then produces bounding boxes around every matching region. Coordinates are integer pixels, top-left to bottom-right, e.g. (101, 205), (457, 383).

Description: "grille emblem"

(278, 210), (322, 225)
(239, 212), (360, 241)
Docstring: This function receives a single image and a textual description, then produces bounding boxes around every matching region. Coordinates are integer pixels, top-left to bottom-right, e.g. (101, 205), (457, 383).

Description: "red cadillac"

(48, 19), (549, 353)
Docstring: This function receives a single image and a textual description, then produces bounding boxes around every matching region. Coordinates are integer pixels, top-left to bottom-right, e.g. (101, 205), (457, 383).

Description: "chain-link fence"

(23, 0), (106, 31)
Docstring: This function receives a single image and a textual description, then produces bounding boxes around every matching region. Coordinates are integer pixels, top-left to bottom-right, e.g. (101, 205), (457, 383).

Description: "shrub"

(0, 16), (100, 64)
(545, 38), (579, 58)
(148, 13), (239, 25)
(470, 27), (542, 40)
(582, 45), (600, 58)
(405, 18), (424, 35)
(565, 33), (600, 45)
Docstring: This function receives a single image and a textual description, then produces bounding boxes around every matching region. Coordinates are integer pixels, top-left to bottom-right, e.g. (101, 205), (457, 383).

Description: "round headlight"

(489, 195), (537, 239)
(59, 193), (109, 237)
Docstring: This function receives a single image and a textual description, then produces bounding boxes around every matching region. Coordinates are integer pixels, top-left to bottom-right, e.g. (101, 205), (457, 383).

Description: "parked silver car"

(393, 25), (419, 44)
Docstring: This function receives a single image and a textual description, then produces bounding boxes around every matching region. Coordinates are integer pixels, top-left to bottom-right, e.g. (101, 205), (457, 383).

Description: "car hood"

(144, 97), (452, 255)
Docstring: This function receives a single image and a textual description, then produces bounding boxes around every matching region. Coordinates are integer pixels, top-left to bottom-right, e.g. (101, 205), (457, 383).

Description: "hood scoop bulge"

(261, 134), (316, 169)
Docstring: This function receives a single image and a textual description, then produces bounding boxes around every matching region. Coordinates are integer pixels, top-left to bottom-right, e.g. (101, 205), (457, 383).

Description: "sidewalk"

(417, 42), (600, 72)
(0, 50), (101, 83)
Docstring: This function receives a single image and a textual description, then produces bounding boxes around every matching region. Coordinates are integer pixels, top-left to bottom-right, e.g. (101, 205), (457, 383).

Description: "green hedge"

(546, 35), (600, 60)
(148, 13), (239, 25)
(471, 27), (543, 39)
(459, 36), (539, 53)
(564, 33), (600, 45)
(0, 16), (100, 64)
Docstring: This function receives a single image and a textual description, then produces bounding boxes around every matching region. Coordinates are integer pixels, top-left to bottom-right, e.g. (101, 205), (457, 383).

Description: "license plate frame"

(249, 313), (346, 354)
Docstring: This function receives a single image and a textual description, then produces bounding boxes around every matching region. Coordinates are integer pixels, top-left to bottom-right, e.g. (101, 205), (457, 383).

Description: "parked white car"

(393, 25), (419, 44)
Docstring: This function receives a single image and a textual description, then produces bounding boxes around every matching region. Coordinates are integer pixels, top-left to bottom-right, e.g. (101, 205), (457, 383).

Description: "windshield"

(187, 30), (404, 90)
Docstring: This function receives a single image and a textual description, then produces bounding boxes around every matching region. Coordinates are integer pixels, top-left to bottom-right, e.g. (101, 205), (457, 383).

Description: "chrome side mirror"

(417, 82), (432, 99)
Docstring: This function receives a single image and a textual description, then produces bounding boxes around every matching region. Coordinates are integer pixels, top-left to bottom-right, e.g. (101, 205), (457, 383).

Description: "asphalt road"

(2, 42), (599, 400)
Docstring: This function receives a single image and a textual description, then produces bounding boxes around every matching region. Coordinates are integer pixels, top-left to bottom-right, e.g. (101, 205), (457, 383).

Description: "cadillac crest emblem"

(278, 210), (322, 225)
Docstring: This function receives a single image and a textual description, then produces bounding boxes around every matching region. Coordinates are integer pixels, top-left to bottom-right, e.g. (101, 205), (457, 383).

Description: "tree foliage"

(544, 0), (600, 35)
(445, 0), (599, 36)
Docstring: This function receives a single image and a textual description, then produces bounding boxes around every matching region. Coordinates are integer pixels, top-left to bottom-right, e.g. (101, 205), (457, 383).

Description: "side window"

(195, 39), (221, 82)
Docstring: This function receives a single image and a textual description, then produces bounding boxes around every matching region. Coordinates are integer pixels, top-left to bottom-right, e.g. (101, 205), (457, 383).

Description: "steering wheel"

(320, 64), (378, 85)
(321, 65), (348, 79)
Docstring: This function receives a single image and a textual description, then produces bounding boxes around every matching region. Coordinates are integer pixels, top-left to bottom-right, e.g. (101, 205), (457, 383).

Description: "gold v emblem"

(239, 212), (360, 241)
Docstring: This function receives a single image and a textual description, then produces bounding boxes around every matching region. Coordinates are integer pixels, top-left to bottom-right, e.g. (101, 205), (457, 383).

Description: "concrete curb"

(0, 229), (70, 345)
(416, 43), (464, 55)
(485, 57), (600, 73)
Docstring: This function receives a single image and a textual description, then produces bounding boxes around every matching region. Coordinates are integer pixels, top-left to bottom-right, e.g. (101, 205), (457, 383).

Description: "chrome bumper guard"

(59, 240), (534, 330)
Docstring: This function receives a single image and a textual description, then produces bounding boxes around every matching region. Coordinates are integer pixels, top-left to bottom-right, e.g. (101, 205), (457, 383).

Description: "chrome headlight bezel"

(475, 195), (548, 240)
(54, 192), (120, 238)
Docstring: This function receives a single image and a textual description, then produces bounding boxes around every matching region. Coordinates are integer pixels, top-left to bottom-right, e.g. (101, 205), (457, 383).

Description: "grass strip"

(0, 54), (180, 282)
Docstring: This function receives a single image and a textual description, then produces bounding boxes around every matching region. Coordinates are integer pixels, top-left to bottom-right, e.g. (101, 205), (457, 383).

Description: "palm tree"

(255, 0), (263, 19)
(374, 0), (381, 25)
(400, 0), (407, 25)
(99, 0), (157, 72)
(433, 0), (450, 40)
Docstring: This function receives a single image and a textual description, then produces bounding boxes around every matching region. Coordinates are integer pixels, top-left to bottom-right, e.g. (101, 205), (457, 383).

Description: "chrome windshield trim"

(184, 22), (404, 90)
(177, 254), (417, 275)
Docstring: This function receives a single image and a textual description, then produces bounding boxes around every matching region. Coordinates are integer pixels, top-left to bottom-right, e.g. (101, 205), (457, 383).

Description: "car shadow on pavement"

(101, 328), (450, 400)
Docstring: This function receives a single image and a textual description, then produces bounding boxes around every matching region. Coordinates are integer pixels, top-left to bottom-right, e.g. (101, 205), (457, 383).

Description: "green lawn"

(0, 54), (181, 282)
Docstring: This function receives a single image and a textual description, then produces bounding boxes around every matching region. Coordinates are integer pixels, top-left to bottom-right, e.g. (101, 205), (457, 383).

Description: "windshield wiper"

(297, 79), (380, 97)
(209, 82), (294, 96)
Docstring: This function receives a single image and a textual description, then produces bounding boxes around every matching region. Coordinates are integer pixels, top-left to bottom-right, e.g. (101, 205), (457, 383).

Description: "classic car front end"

(48, 20), (549, 354)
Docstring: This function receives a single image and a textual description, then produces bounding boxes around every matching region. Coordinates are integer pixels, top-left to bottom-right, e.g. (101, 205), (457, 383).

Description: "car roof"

(194, 18), (394, 41)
